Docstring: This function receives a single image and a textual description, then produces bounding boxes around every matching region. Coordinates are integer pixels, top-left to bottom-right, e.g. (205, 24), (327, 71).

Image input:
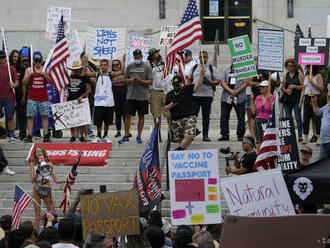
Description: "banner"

(51, 98), (91, 130)
(126, 33), (152, 65)
(66, 30), (83, 68)
(27, 143), (111, 166)
(220, 168), (295, 216)
(227, 35), (257, 79)
(81, 189), (140, 239)
(257, 29), (284, 72)
(285, 157), (330, 204)
(168, 149), (221, 225)
(86, 26), (126, 60)
(294, 37), (330, 65)
(220, 215), (330, 248)
(159, 26), (178, 46)
(133, 126), (163, 214)
(45, 6), (71, 41)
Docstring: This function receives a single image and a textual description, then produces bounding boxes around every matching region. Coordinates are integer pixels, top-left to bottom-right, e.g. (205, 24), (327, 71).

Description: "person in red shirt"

(0, 50), (19, 142)
(22, 51), (52, 143)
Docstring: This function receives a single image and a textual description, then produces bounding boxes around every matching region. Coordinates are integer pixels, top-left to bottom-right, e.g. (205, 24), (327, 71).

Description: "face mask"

(134, 59), (141, 65)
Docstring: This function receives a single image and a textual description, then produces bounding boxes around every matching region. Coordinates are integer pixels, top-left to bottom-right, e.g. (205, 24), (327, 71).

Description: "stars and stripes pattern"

(12, 185), (32, 229)
(49, 15), (70, 92)
(163, 0), (202, 81)
(253, 97), (281, 172)
(60, 170), (77, 215)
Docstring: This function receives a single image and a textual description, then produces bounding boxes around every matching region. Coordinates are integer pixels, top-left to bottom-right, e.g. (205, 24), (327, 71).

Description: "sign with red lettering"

(220, 168), (295, 216)
(27, 143), (111, 166)
(126, 33), (152, 65)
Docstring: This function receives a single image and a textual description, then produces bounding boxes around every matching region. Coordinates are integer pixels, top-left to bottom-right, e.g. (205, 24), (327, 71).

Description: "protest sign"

(81, 189), (140, 239)
(66, 30), (83, 68)
(126, 33), (152, 65)
(220, 168), (295, 216)
(220, 215), (330, 248)
(86, 26), (126, 60)
(294, 37), (330, 65)
(227, 35), (257, 79)
(27, 143), (111, 166)
(257, 29), (284, 72)
(168, 149), (221, 225)
(45, 6), (71, 41)
(159, 26), (178, 46)
(51, 98), (91, 130)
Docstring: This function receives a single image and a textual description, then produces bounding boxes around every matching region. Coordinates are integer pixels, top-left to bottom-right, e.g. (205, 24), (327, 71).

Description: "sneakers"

(70, 136), (76, 142)
(92, 137), (102, 143)
(310, 135), (317, 143)
(43, 134), (51, 143)
(2, 166), (15, 176)
(8, 136), (17, 142)
(102, 137), (113, 143)
(118, 136), (129, 144)
(24, 135), (33, 143)
(79, 137), (87, 143)
(218, 136), (229, 141)
(203, 136), (211, 142)
(115, 132), (121, 138)
(136, 136), (143, 144)
(195, 129), (201, 136)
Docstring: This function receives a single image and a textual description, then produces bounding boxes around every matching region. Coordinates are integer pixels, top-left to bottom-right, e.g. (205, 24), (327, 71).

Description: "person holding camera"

(187, 51), (221, 142)
(29, 145), (65, 231)
(225, 135), (257, 174)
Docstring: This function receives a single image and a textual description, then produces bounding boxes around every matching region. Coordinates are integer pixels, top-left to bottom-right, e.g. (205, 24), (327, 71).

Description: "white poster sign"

(86, 26), (126, 60)
(66, 30), (83, 68)
(126, 33), (152, 65)
(209, 0), (219, 16)
(159, 26), (178, 46)
(220, 168), (295, 217)
(51, 98), (91, 130)
(328, 15), (330, 38)
(168, 149), (221, 225)
(45, 6), (71, 41)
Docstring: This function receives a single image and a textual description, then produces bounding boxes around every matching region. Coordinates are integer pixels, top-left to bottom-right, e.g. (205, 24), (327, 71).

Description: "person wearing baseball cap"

(300, 146), (313, 166)
(183, 49), (196, 78)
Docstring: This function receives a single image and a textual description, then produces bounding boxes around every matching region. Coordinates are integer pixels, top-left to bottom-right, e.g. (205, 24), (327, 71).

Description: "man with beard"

(164, 70), (204, 150)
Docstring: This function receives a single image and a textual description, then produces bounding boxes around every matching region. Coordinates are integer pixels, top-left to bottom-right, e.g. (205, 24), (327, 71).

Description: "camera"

(220, 147), (232, 155)
(220, 147), (239, 175)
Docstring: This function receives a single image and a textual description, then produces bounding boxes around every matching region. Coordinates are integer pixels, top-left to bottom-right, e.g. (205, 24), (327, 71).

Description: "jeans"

(193, 96), (213, 137)
(303, 95), (320, 135)
(220, 101), (246, 138)
(284, 102), (303, 138)
(319, 143), (330, 160)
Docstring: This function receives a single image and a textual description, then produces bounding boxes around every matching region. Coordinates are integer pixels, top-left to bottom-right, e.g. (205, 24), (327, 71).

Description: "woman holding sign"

(30, 145), (65, 231)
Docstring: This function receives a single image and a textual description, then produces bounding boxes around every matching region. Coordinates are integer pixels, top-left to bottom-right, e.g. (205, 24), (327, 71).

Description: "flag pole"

(1, 27), (13, 83)
(199, 40), (204, 66)
(30, 44), (33, 69)
(42, 46), (55, 73)
(15, 184), (48, 213)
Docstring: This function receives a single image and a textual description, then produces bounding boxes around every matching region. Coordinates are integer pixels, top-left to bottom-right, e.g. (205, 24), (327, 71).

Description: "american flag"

(295, 22), (304, 39)
(49, 15), (70, 92)
(12, 185), (32, 229)
(253, 97), (281, 172)
(163, 0), (202, 81)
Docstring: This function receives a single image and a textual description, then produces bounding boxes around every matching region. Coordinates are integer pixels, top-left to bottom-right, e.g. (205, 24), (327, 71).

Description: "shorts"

(171, 115), (197, 140)
(0, 98), (15, 119)
(125, 100), (149, 116)
(245, 96), (251, 109)
(93, 106), (114, 126)
(26, 99), (50, 117)
(150, 90), (170, 118)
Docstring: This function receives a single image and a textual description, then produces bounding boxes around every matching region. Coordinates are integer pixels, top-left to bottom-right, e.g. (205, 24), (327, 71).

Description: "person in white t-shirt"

(184, 49), (196, 80)
(52, 218), (78, 248)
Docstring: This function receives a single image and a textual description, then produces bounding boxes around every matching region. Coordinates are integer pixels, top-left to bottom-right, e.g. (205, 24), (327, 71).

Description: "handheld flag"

(133, 124), (163, 214)
(12, 185), (32, 229)
(295, 22), (304, 39)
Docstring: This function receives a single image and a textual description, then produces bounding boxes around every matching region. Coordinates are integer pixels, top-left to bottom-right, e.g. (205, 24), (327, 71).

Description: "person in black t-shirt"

(165, 71), (204, 150)
(225, 135), (257, 174)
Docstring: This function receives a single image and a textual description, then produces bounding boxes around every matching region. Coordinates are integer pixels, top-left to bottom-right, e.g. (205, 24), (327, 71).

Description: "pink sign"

(298, 53), (325, 65)
(172, 209), (186, 219)
(175, 179), (205, 202)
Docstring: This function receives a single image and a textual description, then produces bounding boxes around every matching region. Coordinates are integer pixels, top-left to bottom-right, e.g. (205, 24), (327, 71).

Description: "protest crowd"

(1, 0), (330, 247)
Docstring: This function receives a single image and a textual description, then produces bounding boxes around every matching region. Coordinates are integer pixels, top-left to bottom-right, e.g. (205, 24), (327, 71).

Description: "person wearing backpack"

(187, 51), (221, 142)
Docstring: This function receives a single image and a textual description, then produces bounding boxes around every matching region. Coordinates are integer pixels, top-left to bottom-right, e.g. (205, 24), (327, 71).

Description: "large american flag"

(12, 185), (32, 229)
(49, 15), (70, 92)
(253, 97), (281, 172)
(163, 0), (203, 81)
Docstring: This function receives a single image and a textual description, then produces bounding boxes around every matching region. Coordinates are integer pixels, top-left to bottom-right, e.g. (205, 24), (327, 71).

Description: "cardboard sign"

(294, 37), (329, 65)
(227, 35), (257, 79)
(45, 6), (71, 41)
(27, 143), (111, 166)
(220, 215), (330, 248)
(86, 26), (126, 60)
(126, 33), (152, 65)
(220, 168), (295, 216)
(51, 98), (91, 130)
(258, 29), (284, 72)
(168, 149), (221, 225)
(81, 189), (140, 239)
(66, 30), (83, 68)
(159, 26), (178, 46)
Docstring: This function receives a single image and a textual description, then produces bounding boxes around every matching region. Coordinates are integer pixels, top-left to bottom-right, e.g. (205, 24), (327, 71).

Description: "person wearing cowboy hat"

(147, 48), (170, 142)
(67, 61), (91, 142)
(22, 51), (52, 143)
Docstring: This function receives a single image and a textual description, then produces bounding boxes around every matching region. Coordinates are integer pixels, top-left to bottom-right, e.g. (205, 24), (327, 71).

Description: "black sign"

(294, 37), (329, 66)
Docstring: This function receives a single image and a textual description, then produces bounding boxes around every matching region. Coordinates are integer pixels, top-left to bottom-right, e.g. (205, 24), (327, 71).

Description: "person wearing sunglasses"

(251, 80), (275, 149)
